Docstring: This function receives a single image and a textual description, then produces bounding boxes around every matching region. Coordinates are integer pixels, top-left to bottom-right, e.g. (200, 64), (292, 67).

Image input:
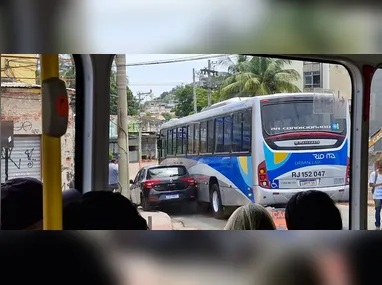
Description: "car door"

(131, 170), (142, 205)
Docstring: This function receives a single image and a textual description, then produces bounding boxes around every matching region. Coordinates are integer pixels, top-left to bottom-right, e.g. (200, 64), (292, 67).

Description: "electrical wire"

(114, 54), (229, 67)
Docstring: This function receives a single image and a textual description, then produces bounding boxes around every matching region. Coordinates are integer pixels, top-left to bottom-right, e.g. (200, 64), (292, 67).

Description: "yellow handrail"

(40, 54), (63, 230)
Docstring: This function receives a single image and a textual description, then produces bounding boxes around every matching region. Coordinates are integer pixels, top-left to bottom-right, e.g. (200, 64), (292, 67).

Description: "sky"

(124, 54), (229, 101)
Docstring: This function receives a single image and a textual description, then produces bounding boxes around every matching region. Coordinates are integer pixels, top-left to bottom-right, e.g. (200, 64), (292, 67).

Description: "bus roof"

(160, 92), (327, 130)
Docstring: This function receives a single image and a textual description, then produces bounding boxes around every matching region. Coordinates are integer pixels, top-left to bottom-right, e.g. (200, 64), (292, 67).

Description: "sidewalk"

(139, 210), (173, 230)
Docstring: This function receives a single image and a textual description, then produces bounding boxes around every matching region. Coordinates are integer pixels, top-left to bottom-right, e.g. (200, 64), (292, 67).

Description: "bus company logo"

(294, 140), (320, 146)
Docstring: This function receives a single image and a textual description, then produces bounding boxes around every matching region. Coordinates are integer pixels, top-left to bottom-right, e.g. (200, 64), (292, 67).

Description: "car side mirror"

(129, 179), (134, 184)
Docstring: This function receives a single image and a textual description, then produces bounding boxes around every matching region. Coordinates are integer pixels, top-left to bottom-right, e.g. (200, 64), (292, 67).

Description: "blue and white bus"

(158, 93), (350, 219)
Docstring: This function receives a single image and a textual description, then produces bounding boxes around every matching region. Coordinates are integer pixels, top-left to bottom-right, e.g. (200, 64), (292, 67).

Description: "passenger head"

(1, 177), (81, 230)
(377, 159), (382, 171)
(63, 191), (149, 230)
(285, 190), (343, 230)
(224, 203), (276, 230)
(0, 231), (118, 285)
(110, 158), (117, 164)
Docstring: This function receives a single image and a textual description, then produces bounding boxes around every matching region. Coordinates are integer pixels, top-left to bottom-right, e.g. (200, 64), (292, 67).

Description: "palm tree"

(218, 55), (301, 99)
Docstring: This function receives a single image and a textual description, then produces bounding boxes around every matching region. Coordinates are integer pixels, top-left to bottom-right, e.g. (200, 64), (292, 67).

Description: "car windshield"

(147, 166), (187, 179)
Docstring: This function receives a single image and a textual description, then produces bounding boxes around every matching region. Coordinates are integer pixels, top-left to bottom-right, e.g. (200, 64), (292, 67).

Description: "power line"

(114, 54), (228, 67)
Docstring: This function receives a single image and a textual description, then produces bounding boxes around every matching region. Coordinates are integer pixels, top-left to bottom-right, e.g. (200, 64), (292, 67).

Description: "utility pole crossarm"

(199, 59), (218, 107)
(136, 90), (153, 169)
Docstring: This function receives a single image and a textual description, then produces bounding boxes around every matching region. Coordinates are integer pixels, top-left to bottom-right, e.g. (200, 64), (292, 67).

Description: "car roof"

(144, 164), (186, 170)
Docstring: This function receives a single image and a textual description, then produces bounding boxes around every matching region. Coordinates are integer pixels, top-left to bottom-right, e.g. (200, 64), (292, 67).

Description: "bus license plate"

(165, 194), (179, 199)
(299, 179), (317, 187)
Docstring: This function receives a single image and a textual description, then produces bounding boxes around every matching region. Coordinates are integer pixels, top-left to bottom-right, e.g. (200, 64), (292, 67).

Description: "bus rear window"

(261, 101), (346, 136)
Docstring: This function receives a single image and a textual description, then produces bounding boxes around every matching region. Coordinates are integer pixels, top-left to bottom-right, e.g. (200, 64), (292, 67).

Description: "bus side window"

(215, 117), (224, 153)
(232, 113), (242, 152)
(188, 125), (194, 154)
(194, 123), (200, 154)
(172, 128), (177, 155)
(207, 119), (214, 153)
(177, 127), (183, 155)
(224, 116), (232, 153)
(200, 122), (207, 153)
(182, 126), (187, 154)
(167, 129), (173, 155)
(242, 111), (251, 152)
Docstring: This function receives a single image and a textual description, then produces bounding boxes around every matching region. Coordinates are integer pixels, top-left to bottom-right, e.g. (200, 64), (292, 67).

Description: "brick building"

(1, 82), (75, 189)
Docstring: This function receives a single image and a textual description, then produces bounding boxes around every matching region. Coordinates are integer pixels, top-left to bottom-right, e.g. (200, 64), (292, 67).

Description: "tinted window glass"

(215, 118), (224, 153)
(147, 166), (187, 178)
(172, 128), (177, 154)
(177, 127), (183, 154)
(207, 120), (214, 153)
(182, 126), (187, 154)
(261, 101), (346, 136)
(188, 125), (194, 154)
(232, 113), (242, 152)
(242, 111), (251, 152)
(200, 122), (207, 153)
(224, 116), (232, 152)
(167, 129), (173, 155)
(194, 123), (200, 153)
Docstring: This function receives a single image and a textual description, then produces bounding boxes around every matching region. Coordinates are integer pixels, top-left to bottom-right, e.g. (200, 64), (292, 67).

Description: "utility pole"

(193, 68), (197, 113)
(207, 60), (212, 107)
(116, 54), (130, 198)
(200, 60), (218, 107)
(137, 90), (152, 169)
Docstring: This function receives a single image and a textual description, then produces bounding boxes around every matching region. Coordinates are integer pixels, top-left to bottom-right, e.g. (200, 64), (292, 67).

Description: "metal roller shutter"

(1, 135), (41, 182)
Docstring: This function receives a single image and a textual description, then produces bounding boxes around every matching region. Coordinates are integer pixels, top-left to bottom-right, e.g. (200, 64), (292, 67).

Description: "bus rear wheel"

(210, 184), (226, 219)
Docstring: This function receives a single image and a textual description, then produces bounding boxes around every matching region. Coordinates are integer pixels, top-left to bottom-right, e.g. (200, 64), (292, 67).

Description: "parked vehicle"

(130, 164), (196, 211)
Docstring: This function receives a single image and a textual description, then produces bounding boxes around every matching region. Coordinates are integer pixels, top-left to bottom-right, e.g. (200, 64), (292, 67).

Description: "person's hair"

(285, 190), (343, 230)
(63, 191), (149, 230)
(110, 158), (116, 163)
(224, 204), (276, 230)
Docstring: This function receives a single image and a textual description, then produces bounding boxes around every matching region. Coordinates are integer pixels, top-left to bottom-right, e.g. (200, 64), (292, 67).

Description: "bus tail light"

(258, 161), (270, 189)
(144, 180), (162, 189)
(346, 158), (350, 185)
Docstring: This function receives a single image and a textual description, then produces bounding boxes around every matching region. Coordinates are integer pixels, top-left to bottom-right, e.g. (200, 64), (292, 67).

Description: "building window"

(304, 71), (321, 89)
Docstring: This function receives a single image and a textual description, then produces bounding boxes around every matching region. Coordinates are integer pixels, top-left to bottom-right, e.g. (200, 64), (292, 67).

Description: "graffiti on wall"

(61, 131), (75, 190)
(13, 120), (41, 135)
(1, 147), (37, 169)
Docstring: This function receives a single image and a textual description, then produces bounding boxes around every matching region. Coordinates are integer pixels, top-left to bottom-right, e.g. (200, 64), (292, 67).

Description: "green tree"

(174, 84), (218, 117)
(162, 112), (173, 121)
(109, 69), (139, 116)
(218, 55), (301, 100)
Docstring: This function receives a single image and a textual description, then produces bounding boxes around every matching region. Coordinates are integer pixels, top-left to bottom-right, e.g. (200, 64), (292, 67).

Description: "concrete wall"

(288, 60), (304, 91)
(329, 64), (352, 100)
(1, 86), (75, 189)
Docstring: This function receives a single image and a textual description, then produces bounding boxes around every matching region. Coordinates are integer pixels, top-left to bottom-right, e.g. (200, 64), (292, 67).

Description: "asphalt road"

(163, 203), (378, 230)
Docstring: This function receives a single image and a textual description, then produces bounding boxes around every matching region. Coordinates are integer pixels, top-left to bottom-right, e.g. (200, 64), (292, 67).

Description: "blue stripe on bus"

(191, 155), (254, 202)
